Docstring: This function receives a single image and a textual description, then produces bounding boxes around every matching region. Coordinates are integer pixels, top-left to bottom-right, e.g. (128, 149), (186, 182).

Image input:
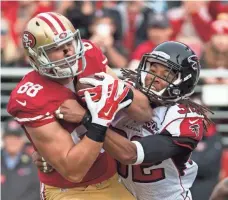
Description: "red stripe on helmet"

(48, 13), (66, 31)
(37, 16), (58, 35)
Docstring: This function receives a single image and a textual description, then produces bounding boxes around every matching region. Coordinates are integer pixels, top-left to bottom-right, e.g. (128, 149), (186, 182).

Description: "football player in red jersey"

(7, 12), (153, 200)
(37, 41), (212, 200)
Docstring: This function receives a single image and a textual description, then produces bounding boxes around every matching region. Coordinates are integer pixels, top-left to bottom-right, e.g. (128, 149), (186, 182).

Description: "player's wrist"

(82, 111), (107, 142)
(82, 111), (92, 130)
(86, 123), (107, 142)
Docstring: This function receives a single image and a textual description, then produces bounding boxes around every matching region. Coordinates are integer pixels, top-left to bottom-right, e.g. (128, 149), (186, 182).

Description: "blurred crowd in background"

(1, 1), (228, 200)
(1, 1), (228, 74)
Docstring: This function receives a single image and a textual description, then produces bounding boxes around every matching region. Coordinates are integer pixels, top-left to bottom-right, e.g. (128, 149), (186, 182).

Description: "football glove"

(83, 75), (132, 127)
(77, 72), (134, 104)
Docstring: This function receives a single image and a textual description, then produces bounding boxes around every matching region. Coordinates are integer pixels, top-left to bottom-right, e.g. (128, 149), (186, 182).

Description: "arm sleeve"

(137, 132), (198, 164)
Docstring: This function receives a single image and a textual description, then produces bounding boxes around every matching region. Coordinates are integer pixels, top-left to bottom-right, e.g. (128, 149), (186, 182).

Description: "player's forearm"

(27, 125), (103, 183)
(125, 88), (152, 122)
(107, 67), (153, 121)
(64, 136), (103, 182)
(62, 117), (109, 182)
(103, 129), (137, 165)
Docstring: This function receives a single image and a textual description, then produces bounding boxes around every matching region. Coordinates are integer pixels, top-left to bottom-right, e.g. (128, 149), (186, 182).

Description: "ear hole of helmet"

(178, 76), (195, 97)
(36, 21), (40, 26)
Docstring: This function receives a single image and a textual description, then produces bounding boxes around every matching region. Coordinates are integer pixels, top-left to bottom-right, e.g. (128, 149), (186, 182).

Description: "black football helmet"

(135, 41), (201, 104)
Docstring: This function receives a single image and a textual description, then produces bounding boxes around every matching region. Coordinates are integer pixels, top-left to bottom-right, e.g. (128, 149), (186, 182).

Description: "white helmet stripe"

(37, 13), (64, 35)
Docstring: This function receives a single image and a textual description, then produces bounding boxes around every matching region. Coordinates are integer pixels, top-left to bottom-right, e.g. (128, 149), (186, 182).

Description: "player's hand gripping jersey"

(7, 40), (117, 188)
(111, 104), (204, 200)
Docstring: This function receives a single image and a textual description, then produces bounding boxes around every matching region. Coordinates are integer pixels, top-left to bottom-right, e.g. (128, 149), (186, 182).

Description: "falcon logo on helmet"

(188, 55), (199, 71)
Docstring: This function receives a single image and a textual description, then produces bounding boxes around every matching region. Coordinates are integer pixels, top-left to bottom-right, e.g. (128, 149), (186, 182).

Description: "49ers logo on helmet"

(59, 32), (67, 39)
(22, 31), (36, 48)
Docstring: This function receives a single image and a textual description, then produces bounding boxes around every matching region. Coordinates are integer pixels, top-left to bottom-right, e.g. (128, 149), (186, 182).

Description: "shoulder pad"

(159, 104), (204, 140)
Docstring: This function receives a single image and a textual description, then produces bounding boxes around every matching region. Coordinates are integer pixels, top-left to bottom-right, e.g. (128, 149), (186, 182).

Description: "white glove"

(78, 72), (131, 102)
(83, 74), (132, 127)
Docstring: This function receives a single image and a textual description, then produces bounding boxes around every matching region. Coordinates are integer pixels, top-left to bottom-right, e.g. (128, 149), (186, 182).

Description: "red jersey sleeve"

(80, 40), (108, 77)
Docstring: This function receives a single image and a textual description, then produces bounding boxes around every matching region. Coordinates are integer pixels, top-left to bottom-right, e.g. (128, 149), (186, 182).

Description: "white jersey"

(112, 104), (204, 200)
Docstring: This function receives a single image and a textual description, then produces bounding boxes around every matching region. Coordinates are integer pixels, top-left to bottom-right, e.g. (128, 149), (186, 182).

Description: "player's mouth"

(146, 84), (157, 91)
(151, 85), (157, 91)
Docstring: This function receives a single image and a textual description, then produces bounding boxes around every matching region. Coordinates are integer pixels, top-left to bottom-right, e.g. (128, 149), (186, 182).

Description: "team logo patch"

(59, 32), (67, 39)
(22, 31), (36, 48)
(188, 55), (199, 71)
(189, 124), (200, 137)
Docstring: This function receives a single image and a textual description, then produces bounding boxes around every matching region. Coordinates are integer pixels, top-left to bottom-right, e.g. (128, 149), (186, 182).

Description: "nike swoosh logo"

(16, 100), (27, 106)
(104, 106), (113, 117)
(189, 119), (199, 124)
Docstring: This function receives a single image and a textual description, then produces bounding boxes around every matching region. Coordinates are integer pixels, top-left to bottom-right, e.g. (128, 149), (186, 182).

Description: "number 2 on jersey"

(17, 82), (43, 97)
(117, 132), (165, 183)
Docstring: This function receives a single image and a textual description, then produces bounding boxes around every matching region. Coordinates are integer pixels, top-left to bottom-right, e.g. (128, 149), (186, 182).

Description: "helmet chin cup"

(54, 59), (79, 78)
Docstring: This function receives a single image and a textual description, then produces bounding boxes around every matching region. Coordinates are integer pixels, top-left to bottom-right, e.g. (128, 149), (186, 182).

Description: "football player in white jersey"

(32, 41), (212, 200)
(100, 41), (213, 200)
(78, 41), (212, 200)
